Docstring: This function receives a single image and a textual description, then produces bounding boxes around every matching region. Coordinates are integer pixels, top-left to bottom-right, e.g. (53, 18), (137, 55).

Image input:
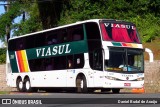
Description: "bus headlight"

(105, 76), (117, 80)
(137, 77), (144, 81)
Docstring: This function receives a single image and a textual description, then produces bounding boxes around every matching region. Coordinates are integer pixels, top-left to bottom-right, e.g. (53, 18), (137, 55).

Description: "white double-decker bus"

(6, 19), (144, 93)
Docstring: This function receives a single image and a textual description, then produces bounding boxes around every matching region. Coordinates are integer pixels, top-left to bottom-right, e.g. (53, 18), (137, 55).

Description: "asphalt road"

(0, 91), (160, 107)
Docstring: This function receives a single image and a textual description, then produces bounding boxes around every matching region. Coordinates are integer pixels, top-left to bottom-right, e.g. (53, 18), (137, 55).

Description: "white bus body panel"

(103, 71), (144, 88)
(6, 70), (144, 88)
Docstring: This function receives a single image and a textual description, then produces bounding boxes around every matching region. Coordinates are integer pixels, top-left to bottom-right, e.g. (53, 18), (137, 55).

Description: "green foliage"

(0, 0), (160, 43)
(59, 0), (160, 43)
(12, 1), (42, 36)
(0, 0), (42, 39)
(0, 48), (6, 64)
(129, 15), (160, 42)
(0, 1), (22, 41)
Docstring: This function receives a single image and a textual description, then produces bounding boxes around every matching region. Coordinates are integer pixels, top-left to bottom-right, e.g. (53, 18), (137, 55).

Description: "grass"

(0, 91), (10, 95)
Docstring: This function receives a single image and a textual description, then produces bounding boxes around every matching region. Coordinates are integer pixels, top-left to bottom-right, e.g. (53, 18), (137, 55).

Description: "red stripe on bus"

(16, 51), (25, 72)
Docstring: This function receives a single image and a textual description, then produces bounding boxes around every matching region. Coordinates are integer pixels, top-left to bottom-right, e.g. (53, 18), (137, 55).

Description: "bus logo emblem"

(126, 77), (129, 80)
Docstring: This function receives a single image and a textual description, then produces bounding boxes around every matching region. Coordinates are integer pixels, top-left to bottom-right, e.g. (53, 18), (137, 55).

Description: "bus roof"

(9, 19), (134, 41)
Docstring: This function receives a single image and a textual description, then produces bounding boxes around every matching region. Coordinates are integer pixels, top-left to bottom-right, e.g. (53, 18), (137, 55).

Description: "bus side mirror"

(145, 48), (154, 62)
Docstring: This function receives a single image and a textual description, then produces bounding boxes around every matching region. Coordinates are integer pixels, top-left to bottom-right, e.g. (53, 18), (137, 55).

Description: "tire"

(24, 78), (33, 92)
(112, 88), (120, 94)
(101, 88), (111, 92)
(16, 78), (24, 92)
(76, 76), (87, 93)
(88, 89), (95, 93)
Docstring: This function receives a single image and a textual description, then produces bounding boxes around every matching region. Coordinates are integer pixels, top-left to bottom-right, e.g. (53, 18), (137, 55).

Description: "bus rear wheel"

(16, 78), (24, 92)
(24, 78), (33, 92)
(76, 76), (87, 93)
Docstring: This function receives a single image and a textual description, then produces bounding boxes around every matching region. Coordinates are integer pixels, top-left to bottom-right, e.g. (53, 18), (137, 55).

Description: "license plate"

(124, 83), (131, 86)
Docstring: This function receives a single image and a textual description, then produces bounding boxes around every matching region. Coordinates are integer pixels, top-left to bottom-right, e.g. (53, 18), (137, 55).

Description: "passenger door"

(93, 49), (104, 87)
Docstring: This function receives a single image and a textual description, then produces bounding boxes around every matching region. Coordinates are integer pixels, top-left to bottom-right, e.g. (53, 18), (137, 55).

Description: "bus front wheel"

(76, 76), (87, 93)
(112, 88), (120, 93)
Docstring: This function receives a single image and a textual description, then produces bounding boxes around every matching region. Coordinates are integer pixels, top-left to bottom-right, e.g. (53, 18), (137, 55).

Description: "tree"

(0, 0), (42, 42)
(37, 0), (68, 29)
(0, 1), (22, 42)
(12, 0), (42, 36)
(0, 0), (160, 43)
(148, 0), (160, 17)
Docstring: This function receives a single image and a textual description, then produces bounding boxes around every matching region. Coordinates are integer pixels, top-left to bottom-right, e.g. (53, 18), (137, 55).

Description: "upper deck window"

(100, 22), (141, 43)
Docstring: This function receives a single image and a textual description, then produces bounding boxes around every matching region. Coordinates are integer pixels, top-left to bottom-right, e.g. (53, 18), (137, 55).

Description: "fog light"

(137, 77), (144, 81)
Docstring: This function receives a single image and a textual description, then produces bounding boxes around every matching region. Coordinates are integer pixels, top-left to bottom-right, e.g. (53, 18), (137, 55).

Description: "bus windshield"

(105, 47), (144, 72)
(100, 22), (141, 43)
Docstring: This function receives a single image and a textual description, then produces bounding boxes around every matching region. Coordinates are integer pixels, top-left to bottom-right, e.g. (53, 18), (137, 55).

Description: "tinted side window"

(85, 22), (102, 69)
(9, 24), (84, 51)
(67, 55), (74, 69)
(59, 28), (68, 43)
(29, 56), (67, 71)
(35, 33), (45, 47)
(85, 22), (101, 40)
(74, 54), (84, 69)
(54, 56), (67, 70)
(9, 35), (35, 51)
(25, 35), (35, 49)
(45, 31), (58, 45)
(8, 39), (16, 51)
(67, 53), (84, 69)
(29, 58), (45, 71)
(28, 53), (84, 71)
(9, 38), (25, 51)
(93, 49), (103, 70)
(68, 25), (84, 42)
(66, 54), (85, 69)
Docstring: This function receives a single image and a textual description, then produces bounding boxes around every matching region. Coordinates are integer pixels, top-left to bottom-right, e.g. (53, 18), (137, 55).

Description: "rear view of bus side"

(6, 19), (144, 93)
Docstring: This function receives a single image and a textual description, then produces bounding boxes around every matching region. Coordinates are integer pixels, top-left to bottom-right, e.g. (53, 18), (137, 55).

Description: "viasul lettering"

(36, 44), (71, 57)
(104, 23), (135, 30)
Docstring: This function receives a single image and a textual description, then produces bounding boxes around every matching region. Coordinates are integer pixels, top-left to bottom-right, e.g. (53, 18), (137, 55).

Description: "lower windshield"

(105, 47), (144, 72)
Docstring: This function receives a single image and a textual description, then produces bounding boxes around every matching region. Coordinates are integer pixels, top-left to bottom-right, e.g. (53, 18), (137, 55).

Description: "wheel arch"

(76, 73), (86, 80)
(75, 72), (88, 86)
(23, 75), (31, 86)
(24, 75), (30, 80)
(16, 75), (29, 83)
(16, 76), (22, 82)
